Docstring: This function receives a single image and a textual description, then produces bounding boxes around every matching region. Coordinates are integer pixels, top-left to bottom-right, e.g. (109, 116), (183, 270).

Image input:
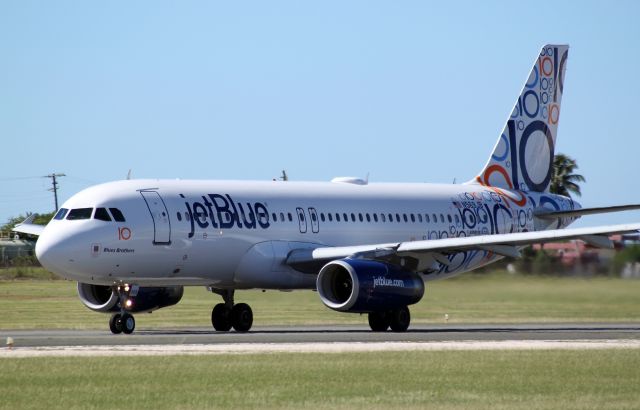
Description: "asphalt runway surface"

(2, 323), (640, 348)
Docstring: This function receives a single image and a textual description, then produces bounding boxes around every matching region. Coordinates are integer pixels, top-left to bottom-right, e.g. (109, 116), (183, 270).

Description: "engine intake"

(77, 283), (184, 313)
(316, 258), (424, 313)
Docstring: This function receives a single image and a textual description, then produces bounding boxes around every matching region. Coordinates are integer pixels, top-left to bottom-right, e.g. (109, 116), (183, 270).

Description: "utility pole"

(44, 173), (66, 211)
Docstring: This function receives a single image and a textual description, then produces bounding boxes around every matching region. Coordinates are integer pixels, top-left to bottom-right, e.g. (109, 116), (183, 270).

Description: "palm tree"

(550, 153), (586, 197)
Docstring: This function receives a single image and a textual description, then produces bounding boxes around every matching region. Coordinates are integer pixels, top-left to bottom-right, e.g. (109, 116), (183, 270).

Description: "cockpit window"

(66, 208), (93, 220)
(94, 208), (112, 221)
(109, 208), (126, 222)
(54, 208), (68, 220)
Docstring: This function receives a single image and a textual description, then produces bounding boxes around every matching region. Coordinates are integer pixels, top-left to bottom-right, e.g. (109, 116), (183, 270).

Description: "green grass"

(1, 350), (639, 409)
(1, 272), (640, 330)
(0, 266), (58, 280)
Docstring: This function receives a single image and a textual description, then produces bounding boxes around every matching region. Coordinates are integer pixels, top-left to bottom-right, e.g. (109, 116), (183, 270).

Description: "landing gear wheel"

(368, 311), (390, 331)
(121, 313), (136, 334)
(211, 303), (232, 331)
(109, 313), (123, 334)
(231, 303), (253, 332)
(389, 306), (411, 332)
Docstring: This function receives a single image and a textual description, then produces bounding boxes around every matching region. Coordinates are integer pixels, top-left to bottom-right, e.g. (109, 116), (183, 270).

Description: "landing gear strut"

(209, 288), (253, 332)
(109, 284), (136, 335)
(367, 306), (411, 332)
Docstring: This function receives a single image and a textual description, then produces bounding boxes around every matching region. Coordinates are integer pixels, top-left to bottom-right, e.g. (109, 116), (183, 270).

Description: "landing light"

(125, 299), (133, 308)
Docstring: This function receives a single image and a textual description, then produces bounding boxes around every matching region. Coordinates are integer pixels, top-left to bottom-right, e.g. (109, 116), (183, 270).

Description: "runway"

(2, 323), (640, 348)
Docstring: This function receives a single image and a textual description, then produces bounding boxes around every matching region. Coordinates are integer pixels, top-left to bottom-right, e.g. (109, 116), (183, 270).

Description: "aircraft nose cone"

(35, 230), (66, 274)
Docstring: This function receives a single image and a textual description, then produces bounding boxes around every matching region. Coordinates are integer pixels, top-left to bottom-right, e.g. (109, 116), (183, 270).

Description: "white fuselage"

(35, 179), (578, 288)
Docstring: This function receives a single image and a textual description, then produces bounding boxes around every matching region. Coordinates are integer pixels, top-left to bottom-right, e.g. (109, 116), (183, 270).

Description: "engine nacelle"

(77, 283), (184, 313)
(316, 258), (424, 313)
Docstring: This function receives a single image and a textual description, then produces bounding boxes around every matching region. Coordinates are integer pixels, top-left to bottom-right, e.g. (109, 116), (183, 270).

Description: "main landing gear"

(109, 284), (136, 335)
(209, 288), (253, 332)
(367, 306), (411, 332)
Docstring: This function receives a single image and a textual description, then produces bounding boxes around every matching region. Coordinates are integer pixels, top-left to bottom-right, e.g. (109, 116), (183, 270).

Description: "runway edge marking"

(2, 340), (640, 358)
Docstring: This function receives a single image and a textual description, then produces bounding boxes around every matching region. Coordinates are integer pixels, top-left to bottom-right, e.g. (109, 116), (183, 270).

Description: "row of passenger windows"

(54, 207), (126, 222)
(268, 211), (459, 225)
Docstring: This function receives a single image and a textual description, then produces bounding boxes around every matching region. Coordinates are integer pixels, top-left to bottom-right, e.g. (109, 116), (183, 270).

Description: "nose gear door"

(140, 191), (171, 245)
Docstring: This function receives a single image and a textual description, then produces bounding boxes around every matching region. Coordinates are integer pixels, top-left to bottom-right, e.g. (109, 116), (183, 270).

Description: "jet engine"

(77, 283), (184, 313)
(316, 258), (424, 313)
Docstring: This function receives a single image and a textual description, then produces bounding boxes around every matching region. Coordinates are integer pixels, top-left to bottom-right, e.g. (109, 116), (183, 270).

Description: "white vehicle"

(15, 44), (640, 334)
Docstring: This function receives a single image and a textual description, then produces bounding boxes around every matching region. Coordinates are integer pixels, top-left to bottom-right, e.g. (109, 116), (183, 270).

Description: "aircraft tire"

(109, 313), (123, 334)
(121, 313), (135, 334)
(231, 303), (253, 332)
(211, 303), (232, 331)
(389, 306), (411, 332)
(368, 311), (390, 331)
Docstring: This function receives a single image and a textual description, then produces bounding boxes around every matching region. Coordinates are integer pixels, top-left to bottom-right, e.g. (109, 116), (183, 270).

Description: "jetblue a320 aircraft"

(15, 44), (640, 334)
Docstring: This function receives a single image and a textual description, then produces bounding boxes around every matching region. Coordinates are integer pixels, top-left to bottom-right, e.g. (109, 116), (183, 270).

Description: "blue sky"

(1, 1), (639, 227)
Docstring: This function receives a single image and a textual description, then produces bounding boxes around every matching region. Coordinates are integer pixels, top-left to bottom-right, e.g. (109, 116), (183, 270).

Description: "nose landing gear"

(109, 284), (137, 335)
(209, 288), (253, 332)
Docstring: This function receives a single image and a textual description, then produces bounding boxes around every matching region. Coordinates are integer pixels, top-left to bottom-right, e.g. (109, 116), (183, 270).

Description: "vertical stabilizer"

(470, 44), (569, 193)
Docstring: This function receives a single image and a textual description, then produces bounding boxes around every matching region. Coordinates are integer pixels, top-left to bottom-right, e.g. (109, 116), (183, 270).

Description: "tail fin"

(470, 44), (569, 193)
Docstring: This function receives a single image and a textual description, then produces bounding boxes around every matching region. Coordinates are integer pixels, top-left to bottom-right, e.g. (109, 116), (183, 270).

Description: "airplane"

(14, 44), (640, 335)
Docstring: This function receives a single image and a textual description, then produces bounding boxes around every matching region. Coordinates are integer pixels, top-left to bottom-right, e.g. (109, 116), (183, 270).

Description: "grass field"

(1, 270), (640, 329)
(1, 350), (639, 409)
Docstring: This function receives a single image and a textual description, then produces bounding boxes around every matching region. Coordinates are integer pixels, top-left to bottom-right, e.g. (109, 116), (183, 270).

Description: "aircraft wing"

(11, 215), (45, 237)
(285, 223), (640, 272)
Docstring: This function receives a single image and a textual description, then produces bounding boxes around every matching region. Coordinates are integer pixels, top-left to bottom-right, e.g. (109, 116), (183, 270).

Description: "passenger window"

(381, 213), (386, 222)
(455, 214), (460, 224)
(396, 213), (400, 223)
(418, 214), (422, 223)
(358, 213), (363, 222)
(272, 213), (277, 222)
(54, 208), (68, 220)
(440, 214), (444, 223)
(403, 214), (408, 222)
(372, 214), (377, 222)
(176, 212), (183, 221)
(320, 213), (325, 222)
(388, 213), (393, 222)
(336, 213), (341, 222)
(410, 214), (415, 223)
(425, 214), (430, 223)
(448, 214), (452, 223)
(328, 213), (333, 222)
(280, 212), (285, 222)
(67, 208), (93, 220)
(433, 214), (437, 223)
(343, 213), (348, 222)
(311, 213), (317, 222)
(288, 213), (293, 222)
(109, 208), (126, 222)
(94, 208), (112, 221)
(351, 213), (356, 222)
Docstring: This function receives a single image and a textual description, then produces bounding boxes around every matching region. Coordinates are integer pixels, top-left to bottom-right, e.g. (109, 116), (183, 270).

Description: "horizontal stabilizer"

(535, 204), (640, 220)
